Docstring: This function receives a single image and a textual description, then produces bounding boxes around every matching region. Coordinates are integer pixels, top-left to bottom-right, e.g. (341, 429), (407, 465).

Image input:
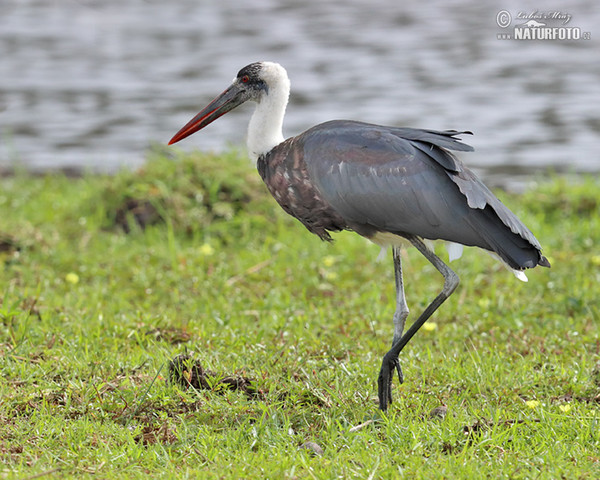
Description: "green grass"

(1, 148), (599, 479)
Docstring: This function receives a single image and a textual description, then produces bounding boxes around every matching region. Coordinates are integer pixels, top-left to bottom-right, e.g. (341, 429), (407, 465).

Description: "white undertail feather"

(246, 62), (290, 162)
(445, 242), (463, 262)
(512, 269), (529, 282)
(486, 251), (529, 282)
(423, 239), (435, 253)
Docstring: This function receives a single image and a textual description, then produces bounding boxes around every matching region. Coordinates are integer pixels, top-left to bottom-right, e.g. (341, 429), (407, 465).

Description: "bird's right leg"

(378, 236), (459, 411)
(392, 245), (410, 345)
(390, 246), (409, 384)
(377, 246), (410, 409)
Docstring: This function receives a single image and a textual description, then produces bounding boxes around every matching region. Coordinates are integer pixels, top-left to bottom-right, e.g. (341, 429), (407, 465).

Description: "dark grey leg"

(378, 236), (459, 411)
(386, 246), (410, 397)
(392, 246), (410, 345)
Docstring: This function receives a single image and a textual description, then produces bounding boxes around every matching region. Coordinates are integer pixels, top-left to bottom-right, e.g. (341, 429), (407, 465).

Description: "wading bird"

(169, 62), (550, 411)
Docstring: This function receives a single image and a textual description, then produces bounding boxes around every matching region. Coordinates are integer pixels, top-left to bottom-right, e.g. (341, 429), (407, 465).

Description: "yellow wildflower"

(422, 322), (437, 332)
(325, 271), (338, 281)
(199, 243), (215, 256)
(65, 272), (79, 284)
(322, 255), (336, 267)
(477, 298), (491, 309)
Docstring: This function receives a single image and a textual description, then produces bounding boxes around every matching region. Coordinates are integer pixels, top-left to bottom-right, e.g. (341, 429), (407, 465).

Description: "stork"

(169, 61), (550, 411)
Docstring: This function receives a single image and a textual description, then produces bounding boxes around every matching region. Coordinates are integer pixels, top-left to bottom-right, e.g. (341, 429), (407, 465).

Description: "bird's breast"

(257, 139), (347, 241)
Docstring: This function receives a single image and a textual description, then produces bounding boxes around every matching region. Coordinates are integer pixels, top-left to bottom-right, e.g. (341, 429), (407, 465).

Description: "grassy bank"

(1, 148), (599, 479)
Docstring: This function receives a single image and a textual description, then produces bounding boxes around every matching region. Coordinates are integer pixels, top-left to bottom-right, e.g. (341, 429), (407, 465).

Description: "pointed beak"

(168, 83), (247, 145)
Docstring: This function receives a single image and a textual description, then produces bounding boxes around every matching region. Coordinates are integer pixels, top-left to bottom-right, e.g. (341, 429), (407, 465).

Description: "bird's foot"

(377, 353), (403, 411)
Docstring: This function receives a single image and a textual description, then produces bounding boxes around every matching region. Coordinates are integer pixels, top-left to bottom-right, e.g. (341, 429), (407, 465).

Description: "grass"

(0, 147), (599, 479)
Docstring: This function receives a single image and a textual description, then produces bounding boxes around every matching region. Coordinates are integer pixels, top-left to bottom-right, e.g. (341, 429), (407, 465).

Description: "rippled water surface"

(1, 0), (599, 186)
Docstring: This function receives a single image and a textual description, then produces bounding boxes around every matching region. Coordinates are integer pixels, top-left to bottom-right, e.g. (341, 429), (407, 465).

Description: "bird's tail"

(467, 204), (550, 273)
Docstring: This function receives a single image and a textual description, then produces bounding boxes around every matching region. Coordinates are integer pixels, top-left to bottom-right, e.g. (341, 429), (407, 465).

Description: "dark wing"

(299, 120), (548, 270)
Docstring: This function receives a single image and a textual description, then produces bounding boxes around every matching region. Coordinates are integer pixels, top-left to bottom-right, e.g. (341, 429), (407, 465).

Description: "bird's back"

(258, 120), (549, 271)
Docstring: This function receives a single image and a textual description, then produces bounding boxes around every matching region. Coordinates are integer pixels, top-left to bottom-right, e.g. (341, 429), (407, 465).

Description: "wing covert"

(301, 121), (480, 243)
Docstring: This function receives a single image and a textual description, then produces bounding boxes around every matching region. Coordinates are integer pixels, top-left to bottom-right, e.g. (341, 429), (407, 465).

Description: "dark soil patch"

(168, 354), (261, 398)
(145, 327), (191, 344)
(134, 422), (177, 445)
(0, 233), (20, 254)
(114, 198), (161, 232)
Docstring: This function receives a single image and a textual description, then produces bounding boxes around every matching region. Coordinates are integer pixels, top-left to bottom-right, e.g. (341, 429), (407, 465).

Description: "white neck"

(246, 63), (290, 162)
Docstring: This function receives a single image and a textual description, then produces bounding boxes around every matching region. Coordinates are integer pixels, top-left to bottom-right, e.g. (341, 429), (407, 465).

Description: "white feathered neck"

(246, 62), (291, 162)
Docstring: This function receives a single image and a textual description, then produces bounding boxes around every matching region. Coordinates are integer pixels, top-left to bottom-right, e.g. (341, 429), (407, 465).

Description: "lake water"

(1, 0), (598, 188)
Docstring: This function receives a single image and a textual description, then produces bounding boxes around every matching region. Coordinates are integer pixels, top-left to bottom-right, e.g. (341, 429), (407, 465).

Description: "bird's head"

(168, 61), (289, 145)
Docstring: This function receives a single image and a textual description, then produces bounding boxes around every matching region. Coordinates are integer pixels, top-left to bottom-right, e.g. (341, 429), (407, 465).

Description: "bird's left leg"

(378, 236), (459, 411)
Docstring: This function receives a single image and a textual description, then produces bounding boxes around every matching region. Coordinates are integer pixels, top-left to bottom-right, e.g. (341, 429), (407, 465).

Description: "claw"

(378, 354), (403, 411)
(394, 358), (404, 384)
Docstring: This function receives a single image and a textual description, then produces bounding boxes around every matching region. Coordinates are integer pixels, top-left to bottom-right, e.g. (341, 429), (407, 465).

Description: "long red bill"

(168, 83), (245, 145)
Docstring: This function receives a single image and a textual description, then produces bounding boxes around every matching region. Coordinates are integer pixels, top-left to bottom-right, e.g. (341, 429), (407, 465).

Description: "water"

(1, 0), (599, 187)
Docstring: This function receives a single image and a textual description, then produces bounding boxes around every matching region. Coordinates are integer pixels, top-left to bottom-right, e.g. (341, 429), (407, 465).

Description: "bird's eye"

(241, 75), (250, 83)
